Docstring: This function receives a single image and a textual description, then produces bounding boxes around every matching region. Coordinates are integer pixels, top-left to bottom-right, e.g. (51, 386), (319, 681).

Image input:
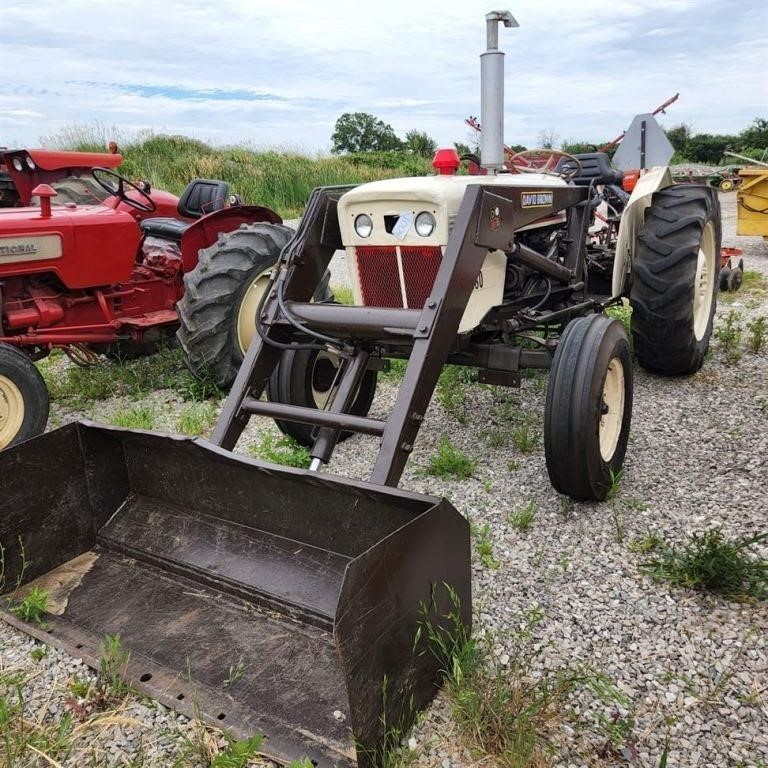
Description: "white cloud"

(0, 0), (765, 151)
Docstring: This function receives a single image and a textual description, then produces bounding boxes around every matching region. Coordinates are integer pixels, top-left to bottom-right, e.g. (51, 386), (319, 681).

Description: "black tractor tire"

(266, 348), (378, 446)
(0, 344), (49, 450)
(177, 222), (294, 388)
(629, 184), (721, 375)
(544, 314), (633, 501)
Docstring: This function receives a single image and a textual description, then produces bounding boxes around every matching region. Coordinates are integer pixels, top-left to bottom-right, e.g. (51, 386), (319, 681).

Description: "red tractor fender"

(180, 205), (283, 273)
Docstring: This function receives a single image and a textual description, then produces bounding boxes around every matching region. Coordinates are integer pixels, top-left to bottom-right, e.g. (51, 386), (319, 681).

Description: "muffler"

(0, 422), (470, 766)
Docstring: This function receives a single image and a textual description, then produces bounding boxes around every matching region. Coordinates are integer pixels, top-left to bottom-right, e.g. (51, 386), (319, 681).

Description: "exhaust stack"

(480, 10), (518, 172)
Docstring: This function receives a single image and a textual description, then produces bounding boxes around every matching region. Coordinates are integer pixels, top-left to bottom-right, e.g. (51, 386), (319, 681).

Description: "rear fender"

(612, 166), (673, 297)
(180, 205), (283, 273)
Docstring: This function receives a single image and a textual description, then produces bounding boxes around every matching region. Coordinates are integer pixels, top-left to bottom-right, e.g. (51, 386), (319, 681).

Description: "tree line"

(332, 112), (768, 166)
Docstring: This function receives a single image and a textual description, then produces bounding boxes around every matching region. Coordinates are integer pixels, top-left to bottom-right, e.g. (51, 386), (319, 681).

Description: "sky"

(1, 0), (767, 152)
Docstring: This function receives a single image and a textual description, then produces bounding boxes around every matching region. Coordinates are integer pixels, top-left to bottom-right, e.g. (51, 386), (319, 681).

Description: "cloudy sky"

(1, 0), (766, 152)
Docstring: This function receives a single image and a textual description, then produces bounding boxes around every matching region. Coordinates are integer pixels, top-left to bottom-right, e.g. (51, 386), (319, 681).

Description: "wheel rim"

(720, 180), (733, 191)
(693, 222), (717, 342)
(311, 352), (342, 409)
(599, 357), (625, 462)
(236, 269), (273, 355)
(0, 374), (25, 449)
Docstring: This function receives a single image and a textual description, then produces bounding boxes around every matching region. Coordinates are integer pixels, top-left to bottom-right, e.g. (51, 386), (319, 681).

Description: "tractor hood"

(338, 172), (568, 247)
(0, 204), (141, 288)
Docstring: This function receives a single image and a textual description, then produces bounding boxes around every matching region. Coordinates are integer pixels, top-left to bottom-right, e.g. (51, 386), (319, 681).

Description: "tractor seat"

(558, 153), (624, 187)
(140, 178), (230, 242)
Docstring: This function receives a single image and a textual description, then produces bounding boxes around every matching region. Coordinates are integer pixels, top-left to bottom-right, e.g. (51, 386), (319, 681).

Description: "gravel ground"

(2, 193), (766, 767)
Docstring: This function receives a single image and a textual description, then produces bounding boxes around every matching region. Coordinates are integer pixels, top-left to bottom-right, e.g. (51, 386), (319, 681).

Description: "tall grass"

(41, 124), (431, 218)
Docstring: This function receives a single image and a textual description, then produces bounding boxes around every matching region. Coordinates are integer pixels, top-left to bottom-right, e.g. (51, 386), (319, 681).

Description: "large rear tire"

(544, 314), (633, 501)
(629, 184), (720, 375)
(0, 344), (49, 450)
(266, 348), (378, 446)
(177, 223), (294, 388)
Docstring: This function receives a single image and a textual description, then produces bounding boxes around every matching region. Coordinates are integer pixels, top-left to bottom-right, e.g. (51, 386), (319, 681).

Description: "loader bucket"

(0, 422), (471, 767)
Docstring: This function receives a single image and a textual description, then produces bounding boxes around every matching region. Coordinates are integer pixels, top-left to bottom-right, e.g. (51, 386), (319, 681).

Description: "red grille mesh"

(354, 245), (442, 308)
(401, 246), (442, 308)
(355, 246), (402, 307)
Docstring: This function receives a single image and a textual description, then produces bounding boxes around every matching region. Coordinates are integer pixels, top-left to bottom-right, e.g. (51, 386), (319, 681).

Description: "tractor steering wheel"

(92, 167), (156, 212)
(509, 149), (583, 180)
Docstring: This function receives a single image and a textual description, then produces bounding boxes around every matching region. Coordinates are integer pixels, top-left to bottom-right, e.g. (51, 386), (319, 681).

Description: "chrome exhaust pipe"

(480, 10), (518, 173)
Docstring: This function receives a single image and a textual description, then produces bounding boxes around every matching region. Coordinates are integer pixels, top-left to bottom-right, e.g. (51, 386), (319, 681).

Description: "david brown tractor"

(0, 148), (307, 449)
(0, 11), (721, 767)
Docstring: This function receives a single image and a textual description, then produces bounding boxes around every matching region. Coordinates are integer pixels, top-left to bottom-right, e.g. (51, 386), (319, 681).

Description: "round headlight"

(25, 156), (36, 170)
(12, 158), (23, 171)
(354, 213), (373, 238)
(415, 211), (436, 237)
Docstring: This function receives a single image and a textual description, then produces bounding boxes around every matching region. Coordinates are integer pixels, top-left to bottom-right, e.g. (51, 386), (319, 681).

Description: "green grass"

(250, 432), (311, 469)
(435, 366), (477, 424)
(176, 401), (218, 436)
(747, 316), (767, 354)
(44, 125), (432, 219)
(641, 528), (768, 600)
(8, 587), (48, 626)
(606, 300), (632, 337)
(422, 598), (629, 766)
(471, 523), (501, 569)
(714, 309), (744, 364)
(332, 285), (355, 305)
(110, 403), (157, 430)
(508, 499), (537, 532)
(628, 530), (663, 554)
(424, 436), (476, 479)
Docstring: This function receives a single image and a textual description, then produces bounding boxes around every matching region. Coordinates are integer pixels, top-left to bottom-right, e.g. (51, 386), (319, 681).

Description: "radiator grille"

(354, 245), (442, 309)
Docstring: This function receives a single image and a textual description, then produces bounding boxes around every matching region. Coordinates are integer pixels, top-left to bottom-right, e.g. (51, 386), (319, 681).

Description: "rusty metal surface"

(0, 422), (471, 766)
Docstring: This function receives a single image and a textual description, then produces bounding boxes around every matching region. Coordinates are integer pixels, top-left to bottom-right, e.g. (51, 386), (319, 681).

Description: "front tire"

(266, 348), (378, 446)
(544, 314), (633, 501)
(0, 344), (49, 450)
(177, 223), (294, 388)
(630, 184), (720, 375)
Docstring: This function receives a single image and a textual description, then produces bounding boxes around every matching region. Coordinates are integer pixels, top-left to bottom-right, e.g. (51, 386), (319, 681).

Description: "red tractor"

(0, 148), (299, 449)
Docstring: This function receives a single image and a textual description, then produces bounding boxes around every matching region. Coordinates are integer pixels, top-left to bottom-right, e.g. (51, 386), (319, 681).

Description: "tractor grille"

(355, 245), (442, 309)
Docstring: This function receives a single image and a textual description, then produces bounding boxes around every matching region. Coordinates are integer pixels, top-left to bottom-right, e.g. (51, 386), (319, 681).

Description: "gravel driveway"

(1, 193), (766, 767)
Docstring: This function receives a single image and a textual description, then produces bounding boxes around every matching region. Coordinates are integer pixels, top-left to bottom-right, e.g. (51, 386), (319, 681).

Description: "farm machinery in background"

(1, 11), (721, 767)
(0, 147), (314, 449)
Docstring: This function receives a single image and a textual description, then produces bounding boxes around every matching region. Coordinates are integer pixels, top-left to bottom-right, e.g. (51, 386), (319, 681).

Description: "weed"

(422, 597), (629, 766)
(510, 418), (539, 453)
(424, 436), (476, 479)
(332, 285), (354, 305)
(641, 528), (768, 600)
(110, 403), (157, 430)
(629, 530), (663, 554)
(69, 676), (92, 699)
(606, 468), (623, 500)
(746, 316), (767, 354)
(98, 633), (131, 698)
(176, 401), (218, 436)
(29, 645), (48, 663)
(381, 358), (407, 385)
(606, 300), (632, 337)
(507, 459), (518, 472)
(9, 587), (48, 626)
(436, 366), (476, 424)
(559, 495), (572, 521)
(471, 523), (500, 569)
(224, 657), (247, 689)
(508, 499), (537, 532)
(714, 309), (743, 364)
(210, 734), (263, 768)
(611, 506), (625, 545)
(250, 432), (311, 468)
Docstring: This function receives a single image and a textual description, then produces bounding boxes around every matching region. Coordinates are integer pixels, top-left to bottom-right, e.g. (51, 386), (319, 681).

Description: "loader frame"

(213, 181), (598, 481)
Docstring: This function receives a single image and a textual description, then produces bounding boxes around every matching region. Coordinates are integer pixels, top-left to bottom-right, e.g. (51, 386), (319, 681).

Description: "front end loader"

(0, 9), (720, 766)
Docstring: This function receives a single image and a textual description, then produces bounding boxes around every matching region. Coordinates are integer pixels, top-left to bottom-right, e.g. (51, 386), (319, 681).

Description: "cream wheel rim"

(693, 222), (716, 342)
(236, 269), (273, 355)
(720, 179), (733, 191)
(599, 357), (625, 462)
(0, 374), (25, 449)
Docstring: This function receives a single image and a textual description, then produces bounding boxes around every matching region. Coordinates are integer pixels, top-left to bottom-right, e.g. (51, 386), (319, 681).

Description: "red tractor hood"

(24, 149), (122, 172)
(0, 203), (140, 289)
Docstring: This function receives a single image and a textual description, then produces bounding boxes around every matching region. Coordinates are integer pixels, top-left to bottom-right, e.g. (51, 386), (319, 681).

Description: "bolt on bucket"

(0, 422), (471, 766)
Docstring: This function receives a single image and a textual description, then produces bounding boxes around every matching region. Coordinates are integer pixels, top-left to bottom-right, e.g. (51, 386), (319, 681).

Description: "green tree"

(404, 129), (437, 158)
(664, 123), (692, 154)
(739, 117), (768, 150)
(685, 133), (737, 163)
(331, 112), (402, 153)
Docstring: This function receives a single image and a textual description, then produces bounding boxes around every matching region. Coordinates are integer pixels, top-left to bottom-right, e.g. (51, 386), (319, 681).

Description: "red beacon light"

(432, 147), (461, 175)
